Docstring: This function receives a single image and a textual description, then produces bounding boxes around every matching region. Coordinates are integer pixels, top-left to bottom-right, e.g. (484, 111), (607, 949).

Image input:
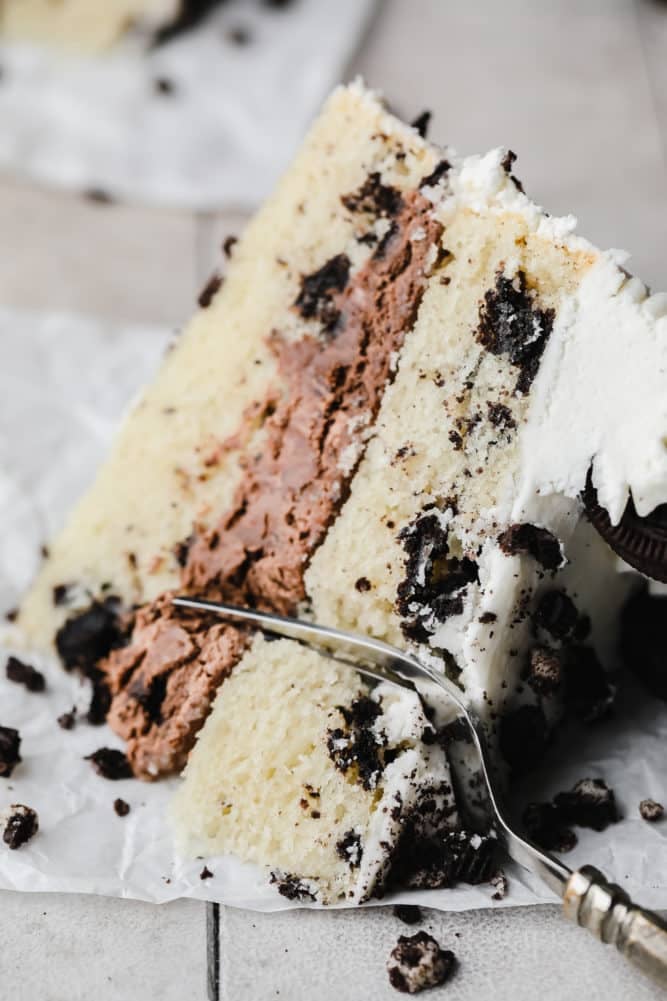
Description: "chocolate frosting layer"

(102, 185), (443, 778)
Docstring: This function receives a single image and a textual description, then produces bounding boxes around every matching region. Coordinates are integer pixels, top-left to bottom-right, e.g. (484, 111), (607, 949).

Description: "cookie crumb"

(2, 805), (38, 849)
(490, 870), (508, 900)
(6, 655), (46, 693)
(57, 707), (77, 731)
(85, 748), (133, 781)
(393, 904), (423, 925)
(387, 931), (455, 994)
(114, 798), (130, 817)
(0, 726), (21, 778)
(200, 866), (214, 880)
(639, 799), (664, 823)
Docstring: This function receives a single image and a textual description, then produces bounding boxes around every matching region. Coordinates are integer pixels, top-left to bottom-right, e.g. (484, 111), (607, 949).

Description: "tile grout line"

(206, 902), (221, 1001)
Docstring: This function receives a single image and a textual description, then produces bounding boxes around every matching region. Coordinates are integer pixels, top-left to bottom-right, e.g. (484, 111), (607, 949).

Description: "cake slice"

(17, 82), (667, 902)
(0, 0), (221, 51)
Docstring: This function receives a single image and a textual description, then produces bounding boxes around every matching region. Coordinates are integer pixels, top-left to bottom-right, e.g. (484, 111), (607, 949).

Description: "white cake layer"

(1, 0), (179, 50)
(19, 82), (439, 648)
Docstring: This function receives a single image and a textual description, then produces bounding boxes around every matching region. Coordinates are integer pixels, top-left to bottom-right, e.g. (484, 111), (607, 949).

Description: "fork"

(173, 596), (667, 988)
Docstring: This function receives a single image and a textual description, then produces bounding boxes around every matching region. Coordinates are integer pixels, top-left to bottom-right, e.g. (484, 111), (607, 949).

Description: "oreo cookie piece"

(2, 805), (39, 850)
(583, 470), (667, 582)
(553, 778), (619, 832)
(0, 726), (21, 778)
(387, 931), (456, 994)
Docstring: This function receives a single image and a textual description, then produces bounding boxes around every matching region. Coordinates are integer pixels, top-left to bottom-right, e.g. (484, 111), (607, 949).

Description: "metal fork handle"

(563, 866), (667, 987)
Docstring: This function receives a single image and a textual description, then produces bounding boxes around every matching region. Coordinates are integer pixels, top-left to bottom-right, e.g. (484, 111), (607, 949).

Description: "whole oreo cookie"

(582, 470), (667, 583)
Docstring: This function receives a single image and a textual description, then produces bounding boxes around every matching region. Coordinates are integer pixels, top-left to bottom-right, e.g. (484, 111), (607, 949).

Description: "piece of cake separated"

(16, 83), (667, 902)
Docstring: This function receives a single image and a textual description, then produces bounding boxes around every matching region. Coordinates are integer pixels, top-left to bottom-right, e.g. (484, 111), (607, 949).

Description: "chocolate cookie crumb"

(84, 188), (114, 205)
(410, 111), (431, 139)
(55, 597), (125, 675)
(477, 269), (554, 394)
(525, 647), (562, 697)
(554, 778), (619, 831)
(4, 608), (18, 623)
(490, 870), (508, 900)
(223, 235), (238, 258)
(154, 76), (175, 95)
(393, 904), (423, 925)
(486, 401), (516, 430)
(336, 829), (362, 868)
(0, 726), (21, 778)
(341, 173), (403, 217)
(114, 798), (130, 817)
(478, 611), (497, 624)
(533, 590), (579, 641)
(498, 523), (562, 571)
(52, 584), (70, 606)
(198, 273), (223, 309)
(387, 931), (455, 994)
(419, 160), (450, 189)
(269, 871), (316, 901)
(294, 253), (350, 333)
(639, 799), (664, 822)
(6, 655), (46, 693)
(200, 866), (214, 880)
(85, 748), (133, 781)
(226, 25), (251, 45)
(522, 802), (577, 853)
(57, 707), (77, 731)
(355, 576), (372, 592)
(2, 805), (38, 850)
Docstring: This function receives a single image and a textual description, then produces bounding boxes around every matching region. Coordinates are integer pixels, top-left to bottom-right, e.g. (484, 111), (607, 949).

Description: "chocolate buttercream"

(101, 184), (443, 778)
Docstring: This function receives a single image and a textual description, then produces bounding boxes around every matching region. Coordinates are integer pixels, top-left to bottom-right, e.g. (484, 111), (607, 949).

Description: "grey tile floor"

(1, 1), (666, 998)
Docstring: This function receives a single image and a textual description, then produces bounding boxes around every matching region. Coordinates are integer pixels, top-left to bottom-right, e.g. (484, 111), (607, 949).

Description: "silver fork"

(173, 596), (667, 988)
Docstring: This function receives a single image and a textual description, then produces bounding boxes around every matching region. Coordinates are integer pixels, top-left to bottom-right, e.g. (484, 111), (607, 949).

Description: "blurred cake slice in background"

(16, 82), (667, 901)
(0, 0), (222, 51)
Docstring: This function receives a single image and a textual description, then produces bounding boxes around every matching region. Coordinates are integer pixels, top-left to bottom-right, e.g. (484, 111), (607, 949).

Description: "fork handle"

(563, 865), (667, 987)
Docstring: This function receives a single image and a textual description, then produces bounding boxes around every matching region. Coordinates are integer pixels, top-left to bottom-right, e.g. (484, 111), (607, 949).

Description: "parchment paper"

(1, 307), (665, 910)
(0, 0), (376, 210)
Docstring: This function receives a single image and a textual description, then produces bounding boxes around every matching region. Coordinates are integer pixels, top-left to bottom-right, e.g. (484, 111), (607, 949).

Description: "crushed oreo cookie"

(522, 802), (577, 854)
(114, 798), (130, 817)
(222, 235), (238, 258)
(490, 870), (508, 900)
(355, 576), (372, 592)
(154, 76), (175, 95)
(499, 704), (549, 772)
(524, 646), (562, 697)
(387, 931), (455, 994)
(554, 778), (619, 831)
(419, 160), (450, 189)
(327, 696), (384, 790)
(498, 523), (562, 571)
(198, 272), (223, 308)
(477, 269), (554, 394)
(2, 805), (38, 850)
(341, 173), (403, 217)
(6, 655), (45, 693)
(57, 707), (77, 731)
(153, 0), (223, 46)
(410, 111), (431, 139)
(500, 150), (524, 193)
(294, 253), (350, 333)
(336, 829), (362, 868)
(85, 748), (133, 781)
(533, 590), (580, 641)
(55, 597), (126, 675)
(269, 871), (316, 902)
(397, 509), (478, 643)
(393, 904), (423, 925)
(86, 671), (113, 725)
(388, 828), (497, 892)
(0, 726), (21, 778)
(486, 400), (516, 430)
(200, 866), (214, 880)
(639, 799), (664, 823)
